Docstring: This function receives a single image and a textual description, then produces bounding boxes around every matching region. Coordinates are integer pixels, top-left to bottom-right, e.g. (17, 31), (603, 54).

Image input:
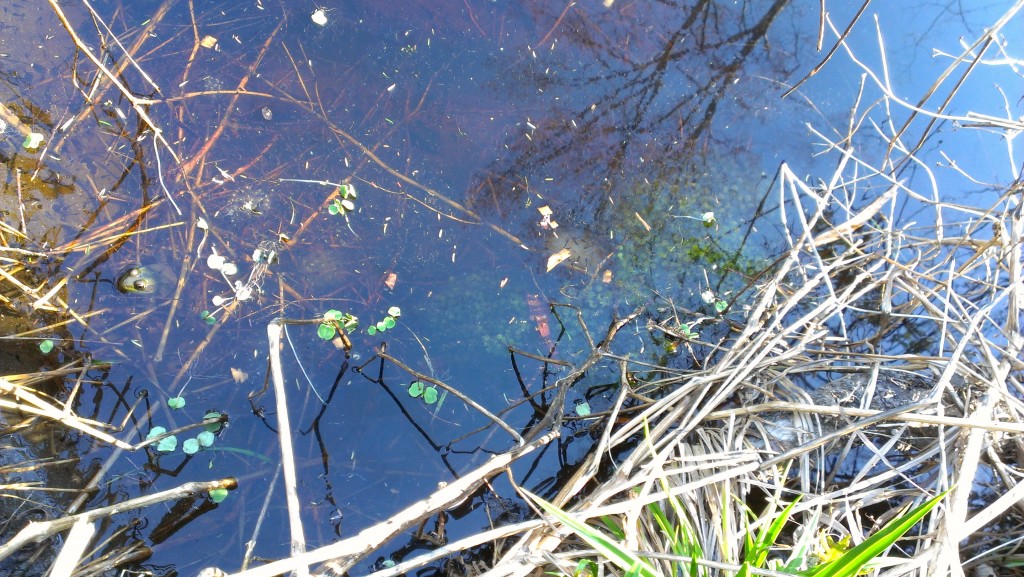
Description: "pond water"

(0, 1), (1017, 575)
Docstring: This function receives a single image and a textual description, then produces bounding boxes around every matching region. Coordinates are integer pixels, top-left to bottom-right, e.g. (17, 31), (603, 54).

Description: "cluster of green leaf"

(146, 399), (225, 459)
(327, 183), (357, 216)
(405, 380), (445, 407)
(367, 306), (401, 335)
(318, 309), (359, 340)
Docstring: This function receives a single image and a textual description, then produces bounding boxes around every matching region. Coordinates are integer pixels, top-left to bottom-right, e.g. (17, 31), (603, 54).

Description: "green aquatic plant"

(38, 339), (54, 353)
(318, 309), (359, 340)
(327, 183), (357, 216)
(406, 380), (445, 407)
(167, 396), (186, 409)
(208, 488), (229, 503)
(367, 306), (401, 335)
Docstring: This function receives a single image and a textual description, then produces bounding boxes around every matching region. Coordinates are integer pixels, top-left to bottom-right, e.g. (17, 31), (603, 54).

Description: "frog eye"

(133, 279), (149, 292)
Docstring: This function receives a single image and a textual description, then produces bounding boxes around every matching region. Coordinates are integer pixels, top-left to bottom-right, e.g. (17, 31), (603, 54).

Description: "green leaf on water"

(209, 488), (229, 503)
(197, 430), (216, 447)
(324, 309), (343, 321)
(388, 306), (401, 317)
(317, 323), (336, 340)
(423, 386), (439, 404)
(146, 426), (167, 440)
(715, 300), (728, 313)
(157, 435), (178, 453)
(367, 325), (377, 335)
(376, 320), (388, 332)
(382, 316), (396, 329)
(328, 202), (340, 215)
(182, 438), (200, 455)
(408, 381), (425, 398)
(575, 401), (592, 417)
(39, 339), (54, 353)
(203, 411), (224, 433)
(168, 397), (186, 409)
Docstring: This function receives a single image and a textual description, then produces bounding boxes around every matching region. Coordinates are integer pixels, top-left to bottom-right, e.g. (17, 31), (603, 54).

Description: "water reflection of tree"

(469, 0), (794, 224)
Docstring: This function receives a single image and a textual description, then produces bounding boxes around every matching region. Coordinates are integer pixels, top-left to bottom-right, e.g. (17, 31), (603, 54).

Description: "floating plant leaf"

(367, 325), (377, 336)
(157, 436), (178, 453)
(318, 323), (336, 340)
(575, 401), (592, 417)
(328, 202), (340, 215)
(39, 339), (54, 354)
(203, 411), (224, 433)
(206, 254), (226, 270)
(23, 132), (44, 150)
(408, 381), (425, 398)
(168, 397), (186, 409)
(209, 488), (229, 503)
(375, 321), (387, 332)
(715, 300), (728, 313)
(423, 386), (439, 405)
(147, 426), (167, 440)
(382, 316), (396, 329)
(182, 438), (200, 455)
(324, 309), (343, 321)
(197, 430), (216, 448)
(388, 306), (401, 317)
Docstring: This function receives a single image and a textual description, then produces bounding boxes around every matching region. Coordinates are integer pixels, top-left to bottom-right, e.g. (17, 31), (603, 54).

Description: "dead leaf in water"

(546, 248), (571, 272)
(384, 272), (398, 290)
(230, 368), (248, 383)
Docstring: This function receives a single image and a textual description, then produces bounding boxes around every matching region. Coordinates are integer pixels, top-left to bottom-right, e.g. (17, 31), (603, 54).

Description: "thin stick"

(267, 319), (310, 577)
(0, 478), (236, 564)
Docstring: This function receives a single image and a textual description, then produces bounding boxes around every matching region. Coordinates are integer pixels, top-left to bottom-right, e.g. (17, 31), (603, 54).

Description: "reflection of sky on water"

(7, 1), (1019, 573)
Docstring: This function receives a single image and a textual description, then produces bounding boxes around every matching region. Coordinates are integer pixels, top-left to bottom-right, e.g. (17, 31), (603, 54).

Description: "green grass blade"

(526, 490), (660, 577)
(807, 490), (947, 577)
(750, 497), (801, 567)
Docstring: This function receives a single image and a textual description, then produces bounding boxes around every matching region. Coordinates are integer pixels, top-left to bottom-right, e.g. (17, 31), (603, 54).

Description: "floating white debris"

(311, 8), (328, 26)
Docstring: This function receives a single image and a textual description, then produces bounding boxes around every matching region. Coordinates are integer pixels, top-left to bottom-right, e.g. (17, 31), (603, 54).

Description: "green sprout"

(200, 310), (217, 325)
(679, 324), (699, 340)
(39, 339), (54, 353)
(327, 184), (357, 216)
(168, 397), (186, 409)
(209, 488), (229, 503)
(714, 299), (728, 313)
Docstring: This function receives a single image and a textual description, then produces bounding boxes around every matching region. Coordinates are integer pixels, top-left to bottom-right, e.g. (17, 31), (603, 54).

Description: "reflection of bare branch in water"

(468, 0), (794, 226)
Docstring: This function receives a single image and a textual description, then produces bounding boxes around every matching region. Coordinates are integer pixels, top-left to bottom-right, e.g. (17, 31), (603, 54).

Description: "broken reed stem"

(0, 478), (236, 564)
(266, 319), (310, 577)
(212, 432), (558, 577)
